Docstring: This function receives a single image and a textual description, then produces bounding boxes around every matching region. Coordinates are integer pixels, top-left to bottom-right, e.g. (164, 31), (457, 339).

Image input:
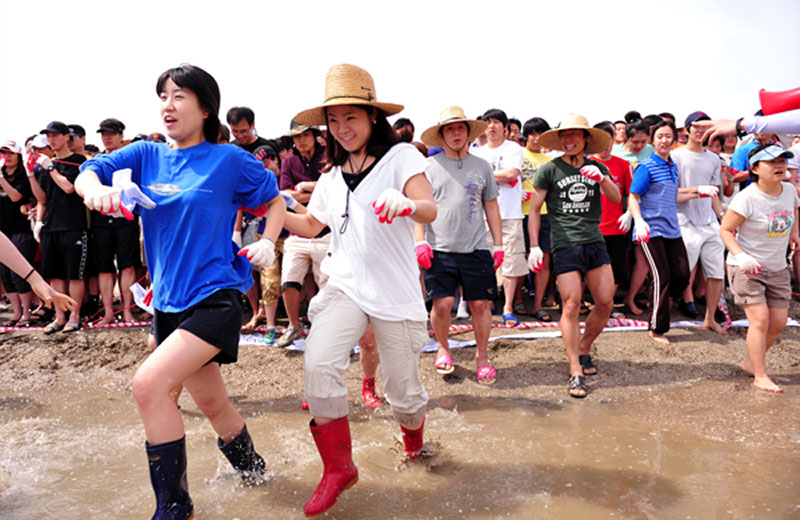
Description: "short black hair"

(593, 121), (615, 138)
(643, 114), (664, 129)
(157, 64), (221, 145)
(508, 118), (522, 129)
(522, 117), (551, 138)
(658, 112), (675, 123)
(217, 123), (231, 143)
(481, 108), (508, 127)
(226, 107), (255, 126)
(85, 144), (100, 153)
(613, 120), (626, 126)
(393, 118), (414, 132)
(624, 110), (642, 124)
(626, 120), (650, 140)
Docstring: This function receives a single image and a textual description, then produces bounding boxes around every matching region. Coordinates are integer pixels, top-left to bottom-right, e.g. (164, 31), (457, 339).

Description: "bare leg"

(556, 271), (584, 379)
(682, 265), (698, 304)
(624, 247), (648, 315)
(430, 296), (454, 371)
(67, 279), (85, 325)
(740, 303), (786, 392)
(98, 272), (115, 325)
(6, 292), (22, 321)
(359, 326), (379, 379)
(701, 277), (727, 334)
(50, 279), (67, 325)
(503, 275), (522, 322)
(183, 362), (246, 443)
(282, 287), (303, 329)
(580, 264), (615, 355)
(531, 253), (551, 314)
(120, 266), (137, 322)
(468, 299), (492, 367)
(19, 291), (32, 321)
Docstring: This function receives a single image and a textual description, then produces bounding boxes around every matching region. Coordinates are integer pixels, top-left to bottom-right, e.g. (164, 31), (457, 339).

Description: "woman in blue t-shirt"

(627, 120), (690, 346)
(76, 64), (285, 519)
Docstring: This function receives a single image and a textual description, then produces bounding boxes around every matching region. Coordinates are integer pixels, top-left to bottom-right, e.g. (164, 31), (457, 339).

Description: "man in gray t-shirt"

(416, 106), (504, 385)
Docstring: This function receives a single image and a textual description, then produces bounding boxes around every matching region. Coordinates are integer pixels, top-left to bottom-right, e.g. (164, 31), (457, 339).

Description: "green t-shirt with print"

(533, 157), (609, 252)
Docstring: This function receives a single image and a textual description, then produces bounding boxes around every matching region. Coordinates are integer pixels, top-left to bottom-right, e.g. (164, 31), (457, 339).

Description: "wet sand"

(1, 300), (799, 518)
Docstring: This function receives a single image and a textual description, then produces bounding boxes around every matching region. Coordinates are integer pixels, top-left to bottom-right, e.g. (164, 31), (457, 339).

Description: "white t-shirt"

(307, 143), (428, 322)
(471, 140), (524, 220)
(672, 146), (722, 226)
(726, 182), (799, 272)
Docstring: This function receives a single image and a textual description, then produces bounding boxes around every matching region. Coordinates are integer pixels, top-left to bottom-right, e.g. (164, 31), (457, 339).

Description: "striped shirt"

(630, 153), (682, 239)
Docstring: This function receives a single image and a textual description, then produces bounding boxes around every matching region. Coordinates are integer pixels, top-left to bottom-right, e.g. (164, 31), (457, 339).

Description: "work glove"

(734, 252), (761, 275)
(493, 246), (505, 270)
(508, 178), (519, 188)
(697, 185), (719, 198)
(238, 237), (275, 267)
(579, 165), (604, 183)
(521, 190), (532, 202)
(528, 246), (543, 273)
(82, 183), (133, 220)
(415, 241), (433, 269)
(372, 188), (416, 224)
(634, 218), (650, 242)
(112, 168), (156, 212)
(280, 190), (298, 210)
(617, 211), (633, 232)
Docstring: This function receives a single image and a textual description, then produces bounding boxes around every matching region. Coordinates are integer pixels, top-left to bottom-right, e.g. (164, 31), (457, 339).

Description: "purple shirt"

(279, 147), (326, 190)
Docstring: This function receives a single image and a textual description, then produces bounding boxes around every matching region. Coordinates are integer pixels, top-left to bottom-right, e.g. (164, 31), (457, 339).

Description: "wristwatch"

(735, 117), (747, 138)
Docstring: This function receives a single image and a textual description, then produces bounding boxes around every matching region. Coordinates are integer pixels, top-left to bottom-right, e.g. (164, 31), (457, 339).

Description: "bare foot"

(701, 319), (728, 335)
(737, 359), (754, 376)
(753, 377), (783, 393)
(624, 298), (643, 316)
(649, 330), (670, 345)
(122, 310), (136, 323)
(242, 316), (261, 331)
(95, 316), (115, 326)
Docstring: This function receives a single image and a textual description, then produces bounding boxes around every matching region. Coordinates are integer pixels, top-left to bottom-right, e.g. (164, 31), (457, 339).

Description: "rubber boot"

(146, 437), (194, 520)
(760, 86), (800, 115)
(400, 418), (425, 461)
(303, 417), (359, 517)
(361, 377), (381, 409)
(217, 423), (266, 484)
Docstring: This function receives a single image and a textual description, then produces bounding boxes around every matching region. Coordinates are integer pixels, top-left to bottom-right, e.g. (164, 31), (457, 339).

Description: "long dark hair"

(156, 64), (221, 144)
(324, 105), (398, 168)
(1, 154), (25, 180)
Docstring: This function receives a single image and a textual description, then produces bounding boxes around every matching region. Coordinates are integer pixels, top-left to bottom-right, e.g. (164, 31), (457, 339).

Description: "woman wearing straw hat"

(416, 106), (504, 384)
(527, 114), (621, 398)
(284, 63), (437, 517)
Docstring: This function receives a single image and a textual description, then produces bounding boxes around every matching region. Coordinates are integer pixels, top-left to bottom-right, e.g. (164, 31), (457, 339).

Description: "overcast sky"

(1, 0), (798, 147)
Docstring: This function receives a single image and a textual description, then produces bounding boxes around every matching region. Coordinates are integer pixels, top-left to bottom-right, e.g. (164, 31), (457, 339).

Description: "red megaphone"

(759, 86), (800, 115)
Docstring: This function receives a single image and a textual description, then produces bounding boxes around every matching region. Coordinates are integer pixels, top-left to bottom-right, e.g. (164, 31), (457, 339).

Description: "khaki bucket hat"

(420, 106), (488, 148)
(538, 114), (610, 154)
(294, 64), (404, 127)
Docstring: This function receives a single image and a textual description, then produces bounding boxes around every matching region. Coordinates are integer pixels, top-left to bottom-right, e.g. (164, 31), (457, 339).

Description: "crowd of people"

(1, 63), (799, 518)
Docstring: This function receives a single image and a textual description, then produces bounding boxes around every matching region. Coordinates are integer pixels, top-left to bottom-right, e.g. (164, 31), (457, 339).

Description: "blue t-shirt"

(730, 140), (760, 188)
(630, 153), (682, 239)
(82, 141), (279, 312)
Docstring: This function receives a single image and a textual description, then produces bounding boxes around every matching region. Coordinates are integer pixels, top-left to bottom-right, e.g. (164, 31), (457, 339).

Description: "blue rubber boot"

(146, 437), (194, 520)
(217, 423), (266, 484)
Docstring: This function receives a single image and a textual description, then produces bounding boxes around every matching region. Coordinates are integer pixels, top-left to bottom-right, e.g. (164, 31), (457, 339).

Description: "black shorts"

(423, 250), (497, 302)
(92, 226), (141, 273)
(0, 231), (37, 293)
(41, 230), (88, 281)
(603, 234), (630, 286)
(522, 214), (551, 253)
(153, 289), (242, 365)
(552, 241), (611, 277)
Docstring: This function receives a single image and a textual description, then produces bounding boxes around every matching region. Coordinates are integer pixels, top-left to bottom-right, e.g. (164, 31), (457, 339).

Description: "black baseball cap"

(40, 121), (70, 135)
(68, 124), (86, 138)
(97, 118), (126, 134)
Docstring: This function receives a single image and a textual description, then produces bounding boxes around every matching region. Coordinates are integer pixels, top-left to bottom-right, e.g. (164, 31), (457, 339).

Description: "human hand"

(29, 274), (77, 313)
(238, 237), (275, 266)
(734, 252), (761, 274)
(580, 165), (604, 183)
(528, 246), (543, 273)
(693, 119), (738, 143)
(521, 190), (532, 202)
(697, 185), (719, 198)
(617, 211), (633, 232)
(83, 183), (133, 220)
(634, 218), (650, 242)
(112, 168), (156, 212)
(493, 246), (505, 270)
(372, 188), (416, 224)
(415, 241), (433, 269)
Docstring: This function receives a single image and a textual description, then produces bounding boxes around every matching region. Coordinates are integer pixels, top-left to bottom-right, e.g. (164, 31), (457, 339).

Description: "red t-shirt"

(593, 154), (633, 236)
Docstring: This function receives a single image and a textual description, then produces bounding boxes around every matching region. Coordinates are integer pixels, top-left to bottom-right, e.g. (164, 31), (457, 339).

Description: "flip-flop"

(435, 353), (455, 375)
(568, 374), (587, 398)
(16, 318), (31, 328)
(43, 321), (63, 335)
(477, 365), (496, 385)
(2, 318), (19, 327)
(62, 321), (81, 333)
(513, 303), (528, 315)
(533, 309), (552, 322)
(501, 312), (519, 327)
(579, 354), (598, 376)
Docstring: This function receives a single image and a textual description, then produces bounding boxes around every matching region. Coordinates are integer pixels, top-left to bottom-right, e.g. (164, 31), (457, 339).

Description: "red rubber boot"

(303, 417), (359, 517)
(361, 377), (381, 408)
(400, 418), (425, 461)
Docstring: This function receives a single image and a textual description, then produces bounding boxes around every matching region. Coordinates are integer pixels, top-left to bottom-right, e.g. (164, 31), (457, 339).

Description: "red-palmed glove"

(617, 211), (633, 232)
(143, 287), (153, 307)
(82, 184), (134, 220)
(734, 252), (761, 275)
(508, 178), (519, 188)
(372, 188), (416, 224)
(492, 246), (505, 270)
(528, 246), (543, 273)
(238, 237), (276, 267)
(415, 241), (433, 269)
(634, 218), (650, 242)
(521, 190), (532, 202)
(579, 165), (604, 183)
(697, 185), (719, 198)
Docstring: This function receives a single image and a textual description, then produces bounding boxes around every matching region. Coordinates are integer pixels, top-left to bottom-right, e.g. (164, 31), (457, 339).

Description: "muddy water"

(1, 380), (798, 520)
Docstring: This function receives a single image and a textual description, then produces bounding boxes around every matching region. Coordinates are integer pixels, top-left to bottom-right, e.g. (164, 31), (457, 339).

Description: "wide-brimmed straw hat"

(293, 64), (404, 127)
(538, 114), (610, 154)
(420, 106), (488, 148)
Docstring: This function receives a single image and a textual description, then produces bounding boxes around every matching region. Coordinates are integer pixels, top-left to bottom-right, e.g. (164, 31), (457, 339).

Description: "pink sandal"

(477, 365), (497, 385)
(435, 353), (455, 375)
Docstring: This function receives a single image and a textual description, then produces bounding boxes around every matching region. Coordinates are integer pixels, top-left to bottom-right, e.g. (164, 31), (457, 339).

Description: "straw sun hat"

(538, 114), (610, 154)
(294, 64), (404, 127)
(420, 106), (488, 148)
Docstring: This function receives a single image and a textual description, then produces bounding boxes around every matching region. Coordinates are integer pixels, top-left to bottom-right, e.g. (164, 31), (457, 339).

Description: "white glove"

(734, 252), (761, 275)
(280, 190), (298, 210)
(36, 155), (53, 171)
(0, 156), (6, 170)
(232, 230), (242, 247)
(579, 165), (604, 183)
(528, 246), (544, 273)
(372, 188), (416, 224)
(617, 211), (633, 232)
(697, 185), (719, 198)
(33, 221), (43, 242)
(112, 168), (156, 212)
(83, 183), (125, 216)
(238, 237), (275, 267)
(634, 218), (650, 242)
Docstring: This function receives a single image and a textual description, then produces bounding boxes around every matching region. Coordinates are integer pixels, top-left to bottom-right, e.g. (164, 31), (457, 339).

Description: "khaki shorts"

(680, 221), (725, 279)
(259, 236), (285, 305)
(281, 234), (331, 287)
(486, 218), (528, 279)
(728, 264), (791, 309)
(304, 285), (428, 425)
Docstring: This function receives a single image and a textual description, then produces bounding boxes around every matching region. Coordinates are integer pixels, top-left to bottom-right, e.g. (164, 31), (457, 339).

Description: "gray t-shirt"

(672, 147), (722, 226)
(726, 182), (799, 272)
(424, 153), (498, 253)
